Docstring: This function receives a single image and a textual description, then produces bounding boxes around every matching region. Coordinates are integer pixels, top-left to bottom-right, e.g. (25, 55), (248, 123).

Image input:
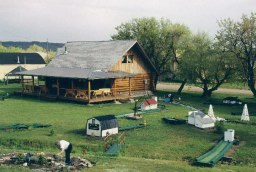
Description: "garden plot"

(0, 152), (93, 171)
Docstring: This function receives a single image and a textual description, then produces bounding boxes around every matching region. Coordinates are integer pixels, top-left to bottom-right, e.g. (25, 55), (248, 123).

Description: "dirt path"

(156, 82), (253, 95)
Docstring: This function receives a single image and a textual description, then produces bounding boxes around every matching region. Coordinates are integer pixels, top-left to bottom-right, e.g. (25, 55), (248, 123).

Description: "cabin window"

(127, 55), (133, 63)
(122, 56), (127, 63)
(122, 55), (133, 63)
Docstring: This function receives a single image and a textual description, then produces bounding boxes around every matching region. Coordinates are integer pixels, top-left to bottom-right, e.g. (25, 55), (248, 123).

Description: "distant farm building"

(141, 97), (158, 111)
(0, 53), (46, 80)
(188, 111), (215, 129)
(86, 115), (118, 137)
(17, 40), (157, 103)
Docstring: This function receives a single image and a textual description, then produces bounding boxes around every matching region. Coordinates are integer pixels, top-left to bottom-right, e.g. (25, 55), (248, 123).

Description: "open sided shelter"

(0, 53), (46, 80)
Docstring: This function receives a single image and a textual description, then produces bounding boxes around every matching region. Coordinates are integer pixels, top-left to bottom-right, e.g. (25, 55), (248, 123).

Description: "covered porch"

(16, 75), (151, 103)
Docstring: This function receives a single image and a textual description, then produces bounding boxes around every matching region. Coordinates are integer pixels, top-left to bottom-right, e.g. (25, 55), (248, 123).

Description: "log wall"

(113, 73), (155, 93)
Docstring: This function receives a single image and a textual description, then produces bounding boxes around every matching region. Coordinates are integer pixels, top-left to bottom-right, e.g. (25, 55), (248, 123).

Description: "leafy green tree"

(26, 44), (56, 63)
(112, 17), (191, 84)
(216, 13), (256, 97)
(26, 44), (45, 52)
(0, 43), (56, 63)
(178, 33), (234, 98)
(0, 44), (23, 52)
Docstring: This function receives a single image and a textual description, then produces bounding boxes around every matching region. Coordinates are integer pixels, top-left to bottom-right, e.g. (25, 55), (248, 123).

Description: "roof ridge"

(66, 40), (137, 43)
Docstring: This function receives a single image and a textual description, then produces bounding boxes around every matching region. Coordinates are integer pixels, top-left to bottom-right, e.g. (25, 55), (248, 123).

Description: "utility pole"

(46, 38), (49, 61)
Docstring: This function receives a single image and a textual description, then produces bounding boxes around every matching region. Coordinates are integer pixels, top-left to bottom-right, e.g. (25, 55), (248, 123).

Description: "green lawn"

(0, 84), (256, 171)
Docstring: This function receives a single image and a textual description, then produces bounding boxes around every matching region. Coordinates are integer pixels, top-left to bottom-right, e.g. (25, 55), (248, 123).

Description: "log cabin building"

(17, 40), (157, 103)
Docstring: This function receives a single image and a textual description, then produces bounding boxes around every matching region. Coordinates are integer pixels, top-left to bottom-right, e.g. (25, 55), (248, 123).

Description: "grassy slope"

(0, 84), (256, 171)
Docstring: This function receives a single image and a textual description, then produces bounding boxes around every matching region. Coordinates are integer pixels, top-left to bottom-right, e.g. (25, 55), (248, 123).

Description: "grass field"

(0, 84), (256, 171)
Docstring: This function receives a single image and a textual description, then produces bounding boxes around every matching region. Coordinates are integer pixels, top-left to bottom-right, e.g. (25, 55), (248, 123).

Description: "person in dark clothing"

(55, 140), (72, 165)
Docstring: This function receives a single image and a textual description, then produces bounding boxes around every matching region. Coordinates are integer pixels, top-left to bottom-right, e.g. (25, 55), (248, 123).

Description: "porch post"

(32, 76), (35, 92)
(57, 79), (60, 96)
(71, 79), (74, 90)
(114, 79), (116, 98)
(129, 77), (131, 96)
(88, 80), (91, 102)
(6, 74), (9, 85)
(21, 75), (24, 92)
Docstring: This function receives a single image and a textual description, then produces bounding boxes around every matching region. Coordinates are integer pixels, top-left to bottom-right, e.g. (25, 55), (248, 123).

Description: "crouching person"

(55, 140), (72, 165)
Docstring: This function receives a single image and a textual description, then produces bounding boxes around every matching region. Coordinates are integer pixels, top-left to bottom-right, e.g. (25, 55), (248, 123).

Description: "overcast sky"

(0, 0), (255, 43)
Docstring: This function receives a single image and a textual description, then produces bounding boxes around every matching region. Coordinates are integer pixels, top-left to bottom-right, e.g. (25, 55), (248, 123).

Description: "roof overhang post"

(57, 78), (60, 96)
(21, 75), (24, 93)
(88, 80), (91, 102)
(32, 76), (35, 92)
(71, 79), (74, 90)
(114, 79), (116, 98)
(6, 74), (8, 85)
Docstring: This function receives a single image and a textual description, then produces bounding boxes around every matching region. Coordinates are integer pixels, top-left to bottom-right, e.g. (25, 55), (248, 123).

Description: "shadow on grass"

(67, 129), (85, 136)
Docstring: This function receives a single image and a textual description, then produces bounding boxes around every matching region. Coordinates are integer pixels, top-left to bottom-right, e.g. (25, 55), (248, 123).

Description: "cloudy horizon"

(0, 0), (255, 43)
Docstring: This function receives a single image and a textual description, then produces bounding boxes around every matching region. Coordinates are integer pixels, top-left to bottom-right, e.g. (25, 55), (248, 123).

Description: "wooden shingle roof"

(17, 40), (157, 79)
(50, 40), (143, 70)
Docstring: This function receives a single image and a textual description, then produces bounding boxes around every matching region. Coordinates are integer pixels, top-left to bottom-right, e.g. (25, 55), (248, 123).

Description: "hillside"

(1, 41), (64, 52)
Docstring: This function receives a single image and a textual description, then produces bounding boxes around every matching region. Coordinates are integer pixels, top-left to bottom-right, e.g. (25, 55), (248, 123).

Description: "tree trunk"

(247, 66), (256, 97)
(248, 82), (256, 97)
(202, 82), (212, 99)
(177, 79), (187, 95)
(153, 74), (159, 91)
(202, 89), (212, 99)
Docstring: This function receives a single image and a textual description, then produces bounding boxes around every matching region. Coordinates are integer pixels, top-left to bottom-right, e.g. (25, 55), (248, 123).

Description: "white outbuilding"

(224, 129), (235, 142)
(188, 111), (215, 129)
(141, 97), (157, 111)
(86, 115), (118, 137)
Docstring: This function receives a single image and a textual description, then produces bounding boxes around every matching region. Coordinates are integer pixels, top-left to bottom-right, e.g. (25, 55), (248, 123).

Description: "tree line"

(0, 44), (56, 63)
(112, 13), (256, 98)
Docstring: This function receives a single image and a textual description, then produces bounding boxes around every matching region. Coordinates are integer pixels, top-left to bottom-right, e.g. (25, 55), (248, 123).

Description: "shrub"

(215, 121), (225, 134)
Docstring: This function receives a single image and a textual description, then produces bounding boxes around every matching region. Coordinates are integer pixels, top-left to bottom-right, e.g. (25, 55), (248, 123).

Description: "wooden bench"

(99, 88), (112, 96)
(93, 90), (104, 98)
(76, 89), (88, 99)
(65, 89), (75, 97)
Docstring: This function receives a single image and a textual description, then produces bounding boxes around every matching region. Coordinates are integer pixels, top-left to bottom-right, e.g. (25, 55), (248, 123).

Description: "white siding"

(188, 112), (195, 125)
(102, 128), (118, 137)
(224, 129), (235, 142)
(0, 64), (45, 80)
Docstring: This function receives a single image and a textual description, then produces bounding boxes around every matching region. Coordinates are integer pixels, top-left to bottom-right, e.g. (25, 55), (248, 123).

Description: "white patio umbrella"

(241, 104), (250, 121)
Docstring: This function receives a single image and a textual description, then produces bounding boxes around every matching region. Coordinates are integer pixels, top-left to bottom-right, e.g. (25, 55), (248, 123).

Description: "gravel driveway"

(156, 82), (253, 95)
